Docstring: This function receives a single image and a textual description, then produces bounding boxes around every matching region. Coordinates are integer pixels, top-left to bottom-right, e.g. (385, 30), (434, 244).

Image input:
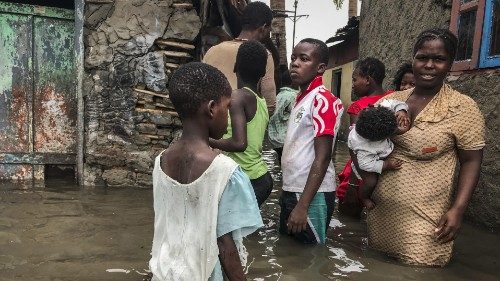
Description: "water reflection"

(0, 142), (498, 281)
(245, 142), (500, 281)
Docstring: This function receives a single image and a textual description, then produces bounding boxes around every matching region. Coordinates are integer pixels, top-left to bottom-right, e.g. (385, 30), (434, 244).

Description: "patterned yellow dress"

(367, 84), (485, 266)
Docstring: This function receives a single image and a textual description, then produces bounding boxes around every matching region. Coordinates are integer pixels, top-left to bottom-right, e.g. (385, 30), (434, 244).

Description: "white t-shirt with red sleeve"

(281, 76), (344, 193)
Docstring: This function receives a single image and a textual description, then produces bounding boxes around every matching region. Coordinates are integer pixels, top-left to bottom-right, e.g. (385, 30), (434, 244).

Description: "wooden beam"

(161, 50), (192, 59)
(134, 88), (170, 99)
(156, 39), (195, 50)
(172, 3), (194, 9)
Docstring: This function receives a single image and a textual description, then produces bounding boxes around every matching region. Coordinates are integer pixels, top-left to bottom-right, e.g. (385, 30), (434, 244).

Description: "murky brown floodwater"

(0, 142), (499, 281)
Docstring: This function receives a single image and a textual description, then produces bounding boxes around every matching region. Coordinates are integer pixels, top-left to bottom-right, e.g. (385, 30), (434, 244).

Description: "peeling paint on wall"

(0, 3), (77, 181)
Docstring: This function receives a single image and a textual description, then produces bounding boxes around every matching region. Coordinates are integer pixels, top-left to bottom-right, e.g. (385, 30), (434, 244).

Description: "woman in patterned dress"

(367, 28), (485, 266)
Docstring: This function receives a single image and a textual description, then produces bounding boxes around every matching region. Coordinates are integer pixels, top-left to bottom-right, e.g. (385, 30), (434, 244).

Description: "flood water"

(0, 142), (499, 281)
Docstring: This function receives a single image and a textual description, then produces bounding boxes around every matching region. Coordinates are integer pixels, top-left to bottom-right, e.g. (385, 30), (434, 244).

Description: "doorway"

(0, 2), (77, 181)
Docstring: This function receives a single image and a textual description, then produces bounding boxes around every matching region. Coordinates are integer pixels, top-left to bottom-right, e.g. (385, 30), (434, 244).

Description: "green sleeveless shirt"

(224, 87), (269, 180)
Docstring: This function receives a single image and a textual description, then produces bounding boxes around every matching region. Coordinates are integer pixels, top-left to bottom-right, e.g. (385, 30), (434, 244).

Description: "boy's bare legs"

(358, 170), (378, 210)
(359, 158), (403, 210)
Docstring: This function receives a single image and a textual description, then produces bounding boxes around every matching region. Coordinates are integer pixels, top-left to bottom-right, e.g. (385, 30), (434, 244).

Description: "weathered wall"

(359, 0), (453, 85)
(324, 61), (355, 139)
(359, 0), (500, 229)
(83, 0), (201, 187)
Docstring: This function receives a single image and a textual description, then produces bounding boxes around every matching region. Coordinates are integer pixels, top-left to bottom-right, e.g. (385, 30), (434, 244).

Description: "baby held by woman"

(348, 100), (411, 209)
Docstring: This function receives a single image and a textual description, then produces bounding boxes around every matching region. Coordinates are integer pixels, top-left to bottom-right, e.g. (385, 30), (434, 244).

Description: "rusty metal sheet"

(0, 13), (32, 153)
(0, 153), (76, 164)
(0, 164), (33, 180)
(0, 2), (74, 20)
(33, 16), (77, 154)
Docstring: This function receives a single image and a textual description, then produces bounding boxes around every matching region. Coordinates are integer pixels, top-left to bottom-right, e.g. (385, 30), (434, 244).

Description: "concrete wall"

(359, 0), (500, 229)
(323, 61), (355, 139)
(83, 0), (201, 187)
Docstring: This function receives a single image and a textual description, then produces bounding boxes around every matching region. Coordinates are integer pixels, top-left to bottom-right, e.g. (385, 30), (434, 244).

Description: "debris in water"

(106, 269), (130, 274)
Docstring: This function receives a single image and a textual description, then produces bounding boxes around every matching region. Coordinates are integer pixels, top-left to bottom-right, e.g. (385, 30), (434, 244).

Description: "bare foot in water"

(362, 198), (376, 210)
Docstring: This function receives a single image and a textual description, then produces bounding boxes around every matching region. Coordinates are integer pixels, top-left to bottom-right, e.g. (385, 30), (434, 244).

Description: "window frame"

(450, 0), (486, 71)
(479, 0), (500, 68)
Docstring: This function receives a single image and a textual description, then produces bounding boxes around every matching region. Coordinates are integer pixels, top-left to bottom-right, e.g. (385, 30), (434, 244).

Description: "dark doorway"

(332, 70), (342, 98)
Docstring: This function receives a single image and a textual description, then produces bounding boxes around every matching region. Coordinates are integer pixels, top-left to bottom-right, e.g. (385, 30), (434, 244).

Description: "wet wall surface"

(0, 143), (499, 280)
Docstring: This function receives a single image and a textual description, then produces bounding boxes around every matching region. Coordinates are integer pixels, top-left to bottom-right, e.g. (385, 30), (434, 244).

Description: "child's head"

(289, 38), (329, 89)
(393, 62), (415, 91)
(241, 1), (273, 42)
(168, 62), (232, 139)
(235, 40), (268, 85)
(355, 105), (397, 141)
(352, 57), (386, 97)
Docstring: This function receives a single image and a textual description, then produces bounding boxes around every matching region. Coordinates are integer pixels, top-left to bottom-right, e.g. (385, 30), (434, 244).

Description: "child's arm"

(210, 94), (248, 152)
(380, 99), (411, 134)
(382, 158), (403, 171)
(287, 135), (333, 234)
(379, 99), (408, 113)
(356, 149), (403, 173)
(217, 234), (246, 281)
(395, 110), (410, 134)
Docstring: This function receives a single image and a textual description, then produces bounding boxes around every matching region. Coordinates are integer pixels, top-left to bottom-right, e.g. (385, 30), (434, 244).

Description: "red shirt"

(337, 90), (394, 201)
(347, 90), (395, 116)
(295, 76), (343, 137)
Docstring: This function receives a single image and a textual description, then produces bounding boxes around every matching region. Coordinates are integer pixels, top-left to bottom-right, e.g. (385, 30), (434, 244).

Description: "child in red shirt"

(337, 57), (393, 217)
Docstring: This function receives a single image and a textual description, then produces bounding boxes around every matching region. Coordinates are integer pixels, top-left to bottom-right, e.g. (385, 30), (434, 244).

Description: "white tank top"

(149, 153), (238, 281)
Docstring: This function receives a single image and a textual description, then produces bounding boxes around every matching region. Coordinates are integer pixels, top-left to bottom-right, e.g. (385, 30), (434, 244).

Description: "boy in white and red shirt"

(280, 38), (344, 244)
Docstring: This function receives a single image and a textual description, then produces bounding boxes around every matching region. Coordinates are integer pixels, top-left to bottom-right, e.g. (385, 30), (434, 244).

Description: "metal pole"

(292, 0), (298, 48)
(75, 0), (85, 186)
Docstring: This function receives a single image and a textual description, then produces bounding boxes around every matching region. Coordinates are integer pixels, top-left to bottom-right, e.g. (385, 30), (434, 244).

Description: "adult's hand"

(434, 149), (483, 244)
(435, 207), (464, 244)
(287, 204), (308, 234)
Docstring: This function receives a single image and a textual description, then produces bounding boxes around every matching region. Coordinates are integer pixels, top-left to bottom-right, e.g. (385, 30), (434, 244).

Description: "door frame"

(0, 1), (85, 184)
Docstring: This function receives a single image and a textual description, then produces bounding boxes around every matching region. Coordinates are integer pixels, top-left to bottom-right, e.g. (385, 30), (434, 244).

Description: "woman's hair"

(356, 105), (397, 141)
(355, 57), (386, 85)
(413, 28), (458, 61)
(235, 40), (268, 83)
(168, 62), (231, 118)
(393, 62), (413, 90)
(241, 1), (273, 30)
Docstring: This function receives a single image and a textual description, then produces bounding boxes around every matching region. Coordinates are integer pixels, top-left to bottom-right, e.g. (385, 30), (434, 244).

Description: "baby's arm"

(356, 150), (385, 174)
(380, 99), (410, 134)
(217, 234), (246, 281)
(395, 110), (410, 135)
(382, 158), (403, 171)
(379, 99), (408, 113)
(357, 150), (403, 173)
